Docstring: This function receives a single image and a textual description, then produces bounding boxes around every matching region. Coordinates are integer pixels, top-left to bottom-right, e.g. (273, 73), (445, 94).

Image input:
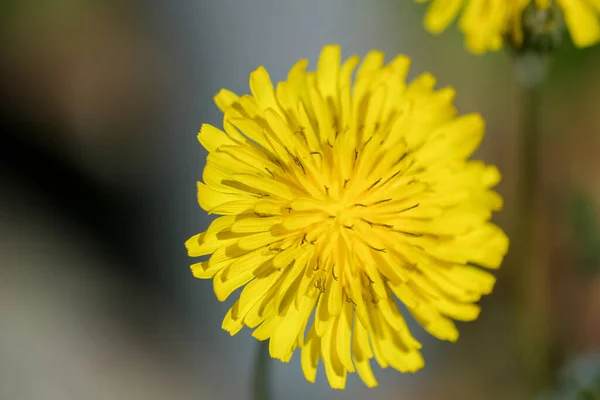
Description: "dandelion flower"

(186, 45), (509, 389)
(417, 0), (600, 54)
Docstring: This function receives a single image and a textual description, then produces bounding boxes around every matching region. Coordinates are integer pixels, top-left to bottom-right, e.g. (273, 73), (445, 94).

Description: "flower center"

(330, 209), (356, 233)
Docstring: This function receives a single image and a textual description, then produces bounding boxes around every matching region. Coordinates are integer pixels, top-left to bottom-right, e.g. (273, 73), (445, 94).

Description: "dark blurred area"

(0, 0), (175, 324)
(0, 1), (598, 399)
(0, 2), (205, 399)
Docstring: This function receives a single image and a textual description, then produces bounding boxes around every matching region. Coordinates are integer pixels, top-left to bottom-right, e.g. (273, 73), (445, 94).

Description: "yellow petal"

(235, 271), (281, 321)
(253, 200), (283, 216)
(281, 213), (323, 232)
(270, 294), (316, 362)
(190, 261), (223, 279)
(317, 44), (341, 107)
(561, 0), (600, 47)
(213, 267), (255, 302)
(185, 233), (205, 257)
(415, 113), (484, 167)
(424, 0), (465, 34)
(237, 230), (285, 251)
(321, 317), (347, 389)
(301, 326), (321, 383)
(249, 66), (282, 114)
(336, 303), (355, 372)
(253, 312), (283, 341)
(208, 199), (256, 215)
(197, 182), (249, 213)
(214, 89), (239, 113)
(233, 173), (295, 200)
(198, 124), (237, 153)
(352, 314), (378, 388)
(230, 215), (279, 233)
(222, 306), (244, 335)
(222, 249), (274, 282)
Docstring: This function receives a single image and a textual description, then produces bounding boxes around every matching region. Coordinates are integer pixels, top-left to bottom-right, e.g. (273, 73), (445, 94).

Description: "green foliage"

(578, 387), (600, 400)
(547, 40), (600, 89)
(539, 354), (600, 400)
(0, 0), (19, 18)
(568, 187), (600, 275)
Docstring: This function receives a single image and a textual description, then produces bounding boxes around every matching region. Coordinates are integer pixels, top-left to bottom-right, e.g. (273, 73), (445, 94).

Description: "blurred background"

(1, 1), (599, 399)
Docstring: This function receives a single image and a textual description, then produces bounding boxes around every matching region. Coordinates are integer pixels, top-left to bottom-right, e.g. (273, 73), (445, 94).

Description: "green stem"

(252, 340), (271, 400)
(514, 53), (550, 396)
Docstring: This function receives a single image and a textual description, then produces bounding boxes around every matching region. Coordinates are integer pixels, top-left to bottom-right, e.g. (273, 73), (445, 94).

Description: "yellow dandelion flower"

(186, 45), (509, 389)
(417, 0), (600, 54)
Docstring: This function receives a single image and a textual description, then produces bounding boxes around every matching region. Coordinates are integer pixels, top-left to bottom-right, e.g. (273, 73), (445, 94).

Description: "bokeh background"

(1, 1), (599, 399)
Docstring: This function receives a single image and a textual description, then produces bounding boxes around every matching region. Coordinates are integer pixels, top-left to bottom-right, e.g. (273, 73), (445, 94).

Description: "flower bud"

(509, 2), (566, 54)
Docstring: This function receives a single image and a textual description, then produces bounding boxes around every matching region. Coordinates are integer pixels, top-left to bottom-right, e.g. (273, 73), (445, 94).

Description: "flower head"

(186, 45), (508, 389)
(417, 0), (600, 54)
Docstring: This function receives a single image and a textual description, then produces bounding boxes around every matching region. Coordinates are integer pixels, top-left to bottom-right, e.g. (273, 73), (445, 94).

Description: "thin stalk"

(252, 340), (271, 400)
(514, 53), (551, 396)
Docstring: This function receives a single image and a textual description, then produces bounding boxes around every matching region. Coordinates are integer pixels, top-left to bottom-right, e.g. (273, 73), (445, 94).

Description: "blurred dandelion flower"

(417, 0), (600, 54)
(186, 45), (509, 389)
